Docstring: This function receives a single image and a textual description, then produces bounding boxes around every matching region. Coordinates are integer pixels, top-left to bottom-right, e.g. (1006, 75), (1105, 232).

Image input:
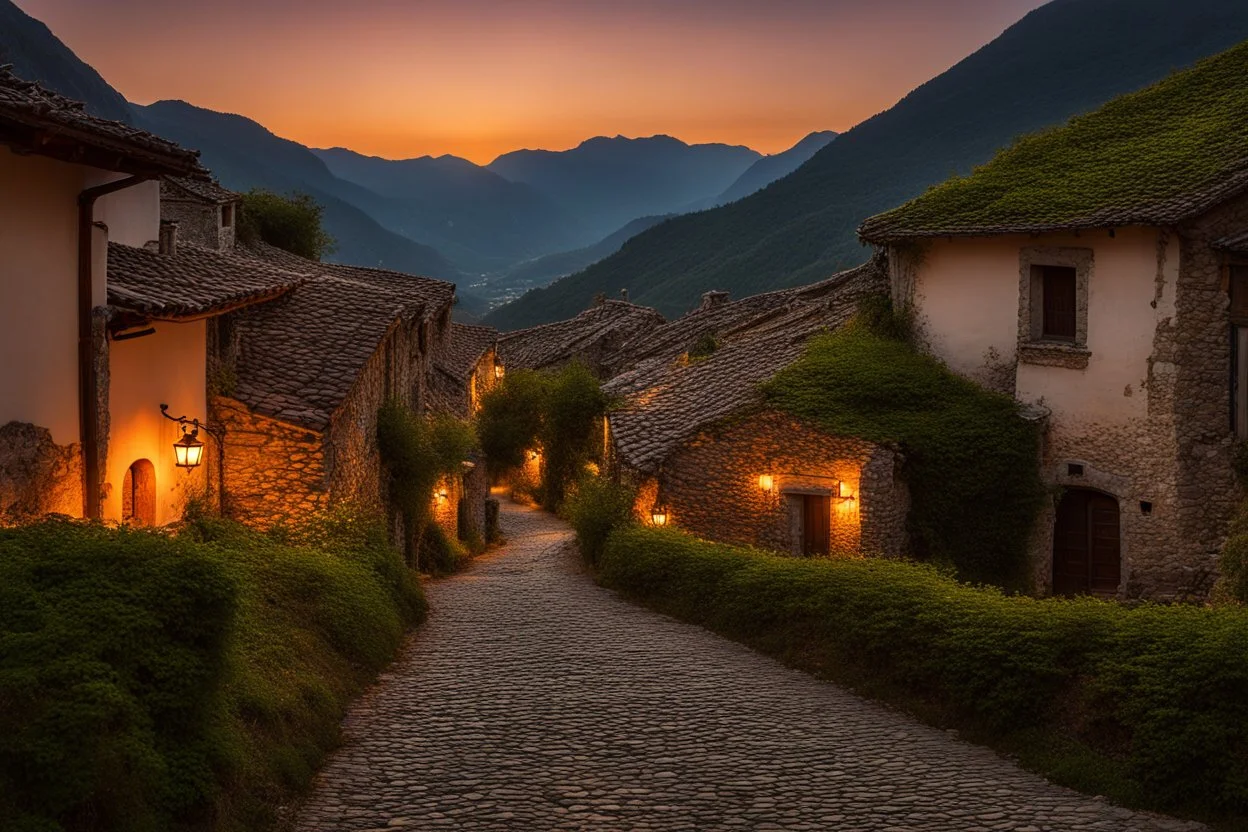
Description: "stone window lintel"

(1018, 246), (1094, 365)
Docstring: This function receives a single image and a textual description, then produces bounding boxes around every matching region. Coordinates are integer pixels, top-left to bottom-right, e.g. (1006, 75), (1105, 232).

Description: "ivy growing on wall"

(762, 300), (1045, 587)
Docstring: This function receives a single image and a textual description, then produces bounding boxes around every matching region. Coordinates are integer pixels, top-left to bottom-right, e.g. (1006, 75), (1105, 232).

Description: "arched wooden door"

(1052, 488), (1120, 596)
(122, 459), (156, 526)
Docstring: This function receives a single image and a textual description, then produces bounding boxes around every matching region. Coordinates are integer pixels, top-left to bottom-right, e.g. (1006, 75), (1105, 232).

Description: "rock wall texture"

(0, 421), (82, 522)
(160, 195), (233, 252)
(212, 396), (327, 529)
(626, 410), (908, 558)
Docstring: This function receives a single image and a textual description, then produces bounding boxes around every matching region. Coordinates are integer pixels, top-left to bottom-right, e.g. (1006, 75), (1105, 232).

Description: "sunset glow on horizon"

(16, 0), (1047, 164)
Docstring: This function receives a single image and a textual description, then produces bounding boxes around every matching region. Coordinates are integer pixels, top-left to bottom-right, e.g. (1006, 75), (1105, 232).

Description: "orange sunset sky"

(16, 0), (1048, 164)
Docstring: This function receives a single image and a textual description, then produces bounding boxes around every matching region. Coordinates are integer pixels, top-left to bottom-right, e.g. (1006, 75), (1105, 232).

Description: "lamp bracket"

(160, 403), (223, 439)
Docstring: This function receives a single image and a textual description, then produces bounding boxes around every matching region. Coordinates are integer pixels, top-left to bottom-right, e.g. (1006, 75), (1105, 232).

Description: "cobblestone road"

(294, 499), (1204, 831)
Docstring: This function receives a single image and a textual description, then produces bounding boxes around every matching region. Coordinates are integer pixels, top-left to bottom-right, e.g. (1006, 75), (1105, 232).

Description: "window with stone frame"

(1230, 265), (1248, 438)
(221, 203), (234, 228)
(1018, 247), (1093, 369)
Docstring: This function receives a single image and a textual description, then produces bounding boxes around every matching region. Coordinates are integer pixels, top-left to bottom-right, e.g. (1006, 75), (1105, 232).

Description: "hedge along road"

(293, 499), (1204, 832)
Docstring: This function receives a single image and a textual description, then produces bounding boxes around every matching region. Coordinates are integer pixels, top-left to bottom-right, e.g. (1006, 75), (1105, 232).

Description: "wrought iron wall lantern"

(160, 404), (222, 470)
(758, 474), (775, 493)
(494, 363), (506, 380)
(650, 502), (670, 527)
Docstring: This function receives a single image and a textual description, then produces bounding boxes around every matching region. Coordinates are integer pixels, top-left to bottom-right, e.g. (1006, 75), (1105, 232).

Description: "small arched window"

(122, 459), (157, 526)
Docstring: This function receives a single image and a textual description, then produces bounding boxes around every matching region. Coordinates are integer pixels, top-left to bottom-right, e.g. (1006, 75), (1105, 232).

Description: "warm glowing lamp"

(173, 428), (205, 469)
(529, 449), (541, 461)
(436, 487), (449, 503)
(495, 364), (506, 380)
(758, 474), (775, 493)
(650, 503), (670, 527)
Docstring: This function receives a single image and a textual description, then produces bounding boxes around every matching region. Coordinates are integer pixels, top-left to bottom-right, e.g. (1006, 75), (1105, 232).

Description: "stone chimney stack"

(619, 288), (630, 302)
(159, 221), (179, 256)
(699, 290), (729, 311)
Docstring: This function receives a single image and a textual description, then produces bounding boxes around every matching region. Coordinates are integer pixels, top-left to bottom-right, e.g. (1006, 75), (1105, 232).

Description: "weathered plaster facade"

(627, 410), (908, 558)
(889, 201), (1248, 598)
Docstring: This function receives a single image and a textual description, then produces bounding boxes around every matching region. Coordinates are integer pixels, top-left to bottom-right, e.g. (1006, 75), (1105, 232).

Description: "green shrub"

(763, 317), (1045, 587)
(420, 522), (468, 576)
(0, 511), (425, 832)
(477, 370), (548, 473)
(563, 475), (636, 565)
(377, 400), (476, 567)
(598, 526), (1248, 819)
(539, 363), (610, 510)
(238, 189), (336, 261)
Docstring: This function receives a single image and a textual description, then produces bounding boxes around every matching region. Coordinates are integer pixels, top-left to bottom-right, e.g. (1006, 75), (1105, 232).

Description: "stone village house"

(0, 66), (302, 526)
(601, 260), (910, 559)
(498, 297), (666, 377)
(858, 47), (1248, 599)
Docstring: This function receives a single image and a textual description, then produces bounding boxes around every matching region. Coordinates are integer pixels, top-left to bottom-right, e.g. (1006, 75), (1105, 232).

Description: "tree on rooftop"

(239, 189), (336, 261)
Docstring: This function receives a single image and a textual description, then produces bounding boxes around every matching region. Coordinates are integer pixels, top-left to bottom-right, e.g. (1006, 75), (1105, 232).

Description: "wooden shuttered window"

(1041, 266), (1077, 341)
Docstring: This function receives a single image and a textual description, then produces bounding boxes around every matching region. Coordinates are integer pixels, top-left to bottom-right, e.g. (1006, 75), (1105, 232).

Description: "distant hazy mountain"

(312, 147), (590, 271)
(484, 0), (1248, 330)
(495, 214), (676, 295)
(713, 131), (838, 206)
(133, 101), (461, 280)
(0, 0), (132, 122)
(487, 135), (760, 241)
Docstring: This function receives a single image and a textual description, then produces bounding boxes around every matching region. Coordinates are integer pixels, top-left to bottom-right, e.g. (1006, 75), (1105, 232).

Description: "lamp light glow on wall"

(436, 487), (449, 503)
(758, 474), (775, 493)
(650, 502), (670, 527)
(529, 449), (541, 461)
(494, 364), (505, 380)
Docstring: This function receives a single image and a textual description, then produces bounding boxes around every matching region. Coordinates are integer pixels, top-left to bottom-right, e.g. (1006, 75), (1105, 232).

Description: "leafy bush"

(563, 475), (636, 565)
(539, 363), (610, 510)
(763, 319), (1045, 587)
(477, 370), (547, 473)
(238, 190), (336, 261)
(476, 363), (610, 510)
(599, 526), (1248, 819)
(377, 400), (476, 568)
(420, 522), (468, 576)
(0, 512), (425, 832)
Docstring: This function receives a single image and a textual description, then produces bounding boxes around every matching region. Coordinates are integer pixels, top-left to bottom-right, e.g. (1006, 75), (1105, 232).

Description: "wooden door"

(1053, 489), (1120, 596)
(802, 495), (831, 556)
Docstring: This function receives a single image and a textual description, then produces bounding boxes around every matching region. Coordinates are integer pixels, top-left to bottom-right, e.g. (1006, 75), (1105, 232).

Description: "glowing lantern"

(436, 487), (449, 503)
(758, 474), (775, 493)
(650, 503), (670, 527)
(495, 364), (505, 380)
(173, 428), (205, 469)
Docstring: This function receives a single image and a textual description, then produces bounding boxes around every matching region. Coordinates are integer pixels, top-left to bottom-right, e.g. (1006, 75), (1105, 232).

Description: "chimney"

(699, 290), (729, 311)
(159, 220), (179, 256)
(619, 288), (630, 302)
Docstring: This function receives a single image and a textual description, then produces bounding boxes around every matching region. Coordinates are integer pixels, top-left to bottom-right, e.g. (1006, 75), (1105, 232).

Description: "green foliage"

(476, 363), (610, 511)
(1216, 507), (1248, 604)
(539, 363), (610, 510)
(762, 322), (1044, 586)
(688, 331), (719, 359)
(599, 526), (1248, 819)
(563, 475), (636, 566)
(377, 400), (476, 567)
(866, 42), (1248, 236)
(419, 522), (468, 576)
(238, 189), (336, 261)
(0, 511), (425, 832)
(477, 370), (547, 472)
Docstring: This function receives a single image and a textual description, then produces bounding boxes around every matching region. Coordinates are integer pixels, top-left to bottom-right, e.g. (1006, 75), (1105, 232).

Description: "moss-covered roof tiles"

(859, 40), (1248, 242)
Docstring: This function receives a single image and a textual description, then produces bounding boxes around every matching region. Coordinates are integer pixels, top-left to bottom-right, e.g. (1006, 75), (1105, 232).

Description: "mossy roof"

(859, 40), (1248, 242)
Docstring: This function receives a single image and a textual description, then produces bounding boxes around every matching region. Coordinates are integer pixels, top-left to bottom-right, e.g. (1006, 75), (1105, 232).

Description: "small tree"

(477, 370), (548, 473)
(239, 189), (336, 261)
(540, 362), (609, 510)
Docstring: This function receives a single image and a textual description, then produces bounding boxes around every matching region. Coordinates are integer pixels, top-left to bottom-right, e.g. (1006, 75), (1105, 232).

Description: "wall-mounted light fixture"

(160, 404), (220, 470)
(528, 449), (541, 462)
(495, 364), (506, 380)
(436, 487), (449, 503)
(758, 474), (775, 493)
(650, 502), (669, 527)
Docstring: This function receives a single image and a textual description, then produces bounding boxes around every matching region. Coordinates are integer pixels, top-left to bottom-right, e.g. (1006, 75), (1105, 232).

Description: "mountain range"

(482, 0), (1248, 330)
(0, 0), (831, 306)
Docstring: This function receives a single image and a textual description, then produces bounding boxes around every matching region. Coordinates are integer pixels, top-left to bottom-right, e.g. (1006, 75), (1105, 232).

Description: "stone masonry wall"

(0, 421), (83, 522)
(212, 395), (327, 529)
(630, 410), (908, 557)
(160, 196), (232, 252)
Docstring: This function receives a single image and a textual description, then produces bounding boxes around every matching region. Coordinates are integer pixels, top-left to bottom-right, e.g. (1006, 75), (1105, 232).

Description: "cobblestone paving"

(294, 499), (1205, 832)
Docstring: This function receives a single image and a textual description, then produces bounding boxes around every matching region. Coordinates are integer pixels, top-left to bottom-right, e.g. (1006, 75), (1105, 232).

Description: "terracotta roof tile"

(0, 65), (204, 176)
(107, 241), (308, 320)
(605, 260), (885, 473)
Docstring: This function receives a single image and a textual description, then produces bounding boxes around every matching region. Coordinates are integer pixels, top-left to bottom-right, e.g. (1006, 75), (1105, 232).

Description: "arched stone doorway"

(1052, 488), (1121, 596)
(122, 459), (156, 526)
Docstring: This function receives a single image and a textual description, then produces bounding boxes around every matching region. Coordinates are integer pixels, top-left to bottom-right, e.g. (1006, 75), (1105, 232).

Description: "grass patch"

(598, 526), (1248, 825)
(763, 321), (1045, 587)
(0, 509), (425, 832)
